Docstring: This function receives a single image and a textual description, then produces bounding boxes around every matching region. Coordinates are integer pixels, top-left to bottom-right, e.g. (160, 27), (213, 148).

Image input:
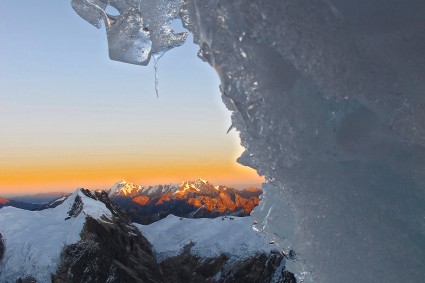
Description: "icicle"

(152, 52), (164, 97)
(227, 123), (235, 134)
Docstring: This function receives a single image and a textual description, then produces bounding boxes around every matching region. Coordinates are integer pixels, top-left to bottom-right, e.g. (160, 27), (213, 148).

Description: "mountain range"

(108, 179), (262, 224)
(0, 195), (68, 212)
(0, 187), (295, 282)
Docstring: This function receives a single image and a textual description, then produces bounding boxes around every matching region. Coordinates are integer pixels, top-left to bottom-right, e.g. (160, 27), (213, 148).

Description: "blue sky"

(0, 1), (262, 194)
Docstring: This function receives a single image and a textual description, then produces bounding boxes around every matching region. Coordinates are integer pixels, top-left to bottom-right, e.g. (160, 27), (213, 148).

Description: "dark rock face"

(280, 270), (297, 283)
(0, 232), (4, 263)
(160, 246), (293, 283)
(222, 252), (283, 283)
(64, 195), (83, 220)
(52, 190), (164, 283)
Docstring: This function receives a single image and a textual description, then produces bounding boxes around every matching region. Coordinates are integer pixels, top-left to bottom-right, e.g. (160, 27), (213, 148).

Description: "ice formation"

(72, 0), (425, 282)
(71, 0), (187, 65)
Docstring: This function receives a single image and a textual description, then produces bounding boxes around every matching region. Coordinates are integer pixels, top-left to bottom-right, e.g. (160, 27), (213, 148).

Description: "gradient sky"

(0, 1), (263, 195)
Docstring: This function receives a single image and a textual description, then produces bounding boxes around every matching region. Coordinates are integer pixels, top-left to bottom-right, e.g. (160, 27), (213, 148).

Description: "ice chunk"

(71, 0), (107, 29)
(71, 0), (188, 65)
(138, 0), (188, 56)
(106, 7), (152, 65)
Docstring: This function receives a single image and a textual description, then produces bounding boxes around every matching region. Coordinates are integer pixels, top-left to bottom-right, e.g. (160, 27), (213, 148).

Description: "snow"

(108, 180), (141, 197)
(108, 181), (180, 197)
(0, 189), (112, 282)
(136, 214), (273, 262)
(52, 196), (67, 203)
(108, 179), (223, 197)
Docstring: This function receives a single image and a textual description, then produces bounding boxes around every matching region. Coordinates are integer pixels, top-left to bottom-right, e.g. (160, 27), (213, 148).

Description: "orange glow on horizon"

(0, 155), (264, 195)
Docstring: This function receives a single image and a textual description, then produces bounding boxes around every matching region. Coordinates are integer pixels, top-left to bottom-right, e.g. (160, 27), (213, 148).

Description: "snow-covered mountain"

(108, 179), (262, 224)
(108, 180), (143, 197)
(138, 214), (273, 261)
(0, 189), (113, 282)
(136, 214), (295, 282)
(0, 187), (295, 282)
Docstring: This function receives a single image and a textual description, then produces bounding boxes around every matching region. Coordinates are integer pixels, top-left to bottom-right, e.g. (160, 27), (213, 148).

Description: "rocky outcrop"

(64, 195), (83, 220)
(52, 190), (164, 283)
(160, 245), (294, 283)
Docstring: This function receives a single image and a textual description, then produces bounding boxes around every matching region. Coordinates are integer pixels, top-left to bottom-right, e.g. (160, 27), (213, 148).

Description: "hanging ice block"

(106, 8), (152, 65)
(71, 0), (188, 66)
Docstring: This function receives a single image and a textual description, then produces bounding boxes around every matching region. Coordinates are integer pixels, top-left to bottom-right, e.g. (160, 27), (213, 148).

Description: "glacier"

(71, 0), (425, 282)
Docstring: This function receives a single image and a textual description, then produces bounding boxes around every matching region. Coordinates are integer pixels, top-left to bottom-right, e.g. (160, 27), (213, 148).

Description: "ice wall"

(181, 1), (425, 282)
(71, 0), (425, 282)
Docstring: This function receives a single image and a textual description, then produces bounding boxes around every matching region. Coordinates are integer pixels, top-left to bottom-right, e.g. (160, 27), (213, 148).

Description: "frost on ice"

(71, 0), (187, 66)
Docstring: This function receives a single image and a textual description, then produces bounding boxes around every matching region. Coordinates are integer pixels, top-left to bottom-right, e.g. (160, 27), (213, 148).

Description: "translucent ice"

(105, 7), (152, 65)
(71, 0), (188, 65)
(71, 0), (107, 29)
(137, 0), (188, 55)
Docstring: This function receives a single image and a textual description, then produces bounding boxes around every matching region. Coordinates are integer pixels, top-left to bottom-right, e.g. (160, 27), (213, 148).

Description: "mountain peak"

(109, 180), (141, 197)
(179, 178), (215, 190)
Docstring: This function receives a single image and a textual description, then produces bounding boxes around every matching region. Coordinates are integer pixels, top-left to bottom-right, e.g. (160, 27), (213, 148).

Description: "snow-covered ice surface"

(136, 215), (272, 262)
(0, 189), (111, 282)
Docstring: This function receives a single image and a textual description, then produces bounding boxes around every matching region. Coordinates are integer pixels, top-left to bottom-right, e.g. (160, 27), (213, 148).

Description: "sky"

(0, 1), (263, 196)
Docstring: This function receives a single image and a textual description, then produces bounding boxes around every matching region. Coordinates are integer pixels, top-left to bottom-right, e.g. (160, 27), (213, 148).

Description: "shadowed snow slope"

(0, 189), (111, 282)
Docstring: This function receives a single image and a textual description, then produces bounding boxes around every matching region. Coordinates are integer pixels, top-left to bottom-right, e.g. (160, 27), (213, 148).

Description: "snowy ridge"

(109, 178), (223, 198)
(0, 189), (112, 282)
(108, 180), (142, 197)
(136, 215), (273, 262)
(175, 178), (215, 194)
(141, 183), (179, 196)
